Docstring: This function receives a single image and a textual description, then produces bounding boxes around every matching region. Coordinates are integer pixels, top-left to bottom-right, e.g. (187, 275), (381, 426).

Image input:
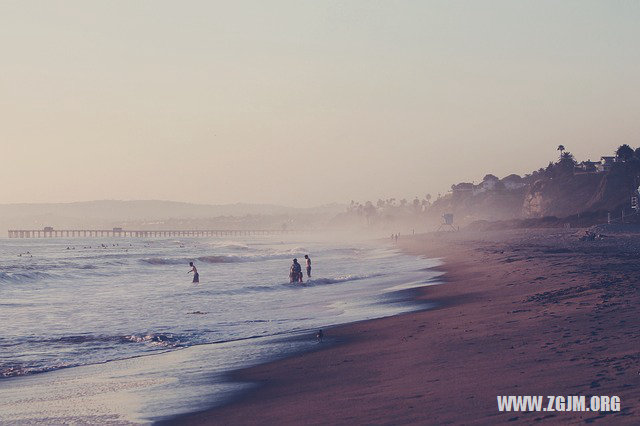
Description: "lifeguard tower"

(437, 213), (458, 232)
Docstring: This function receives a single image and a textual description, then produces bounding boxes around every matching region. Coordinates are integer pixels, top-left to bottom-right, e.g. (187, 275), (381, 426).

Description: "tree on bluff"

(553, 151), (577, 176)
(616, 144), (634, 162)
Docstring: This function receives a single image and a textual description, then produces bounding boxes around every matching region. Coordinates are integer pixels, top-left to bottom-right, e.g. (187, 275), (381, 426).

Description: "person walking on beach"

(290, 258), (303, 283)
(304, 254), (311, 278)
(188, 262), (199, 283)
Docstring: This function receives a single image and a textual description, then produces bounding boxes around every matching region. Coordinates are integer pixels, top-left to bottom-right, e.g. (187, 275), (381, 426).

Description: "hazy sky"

(2, 1), (639, 206)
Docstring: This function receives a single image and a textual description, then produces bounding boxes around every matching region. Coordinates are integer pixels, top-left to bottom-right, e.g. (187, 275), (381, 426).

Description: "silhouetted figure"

(304, 254), (311, 278)
(188, 262), (199, 283)
(290, 258), (303, 283)
(316, 329), (323, 343)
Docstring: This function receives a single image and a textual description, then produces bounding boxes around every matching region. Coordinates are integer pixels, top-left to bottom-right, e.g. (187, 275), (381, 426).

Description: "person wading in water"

(290, 258), (303, 283)
(188, 262), (199, 283)
(304, 254), (311, 278)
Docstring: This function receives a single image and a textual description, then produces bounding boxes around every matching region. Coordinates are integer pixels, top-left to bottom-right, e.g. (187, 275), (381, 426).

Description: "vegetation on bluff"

(338, 144), (640, 228)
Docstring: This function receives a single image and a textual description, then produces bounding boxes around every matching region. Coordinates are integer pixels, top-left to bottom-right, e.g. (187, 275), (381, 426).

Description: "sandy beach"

(170, 228), (639, 425)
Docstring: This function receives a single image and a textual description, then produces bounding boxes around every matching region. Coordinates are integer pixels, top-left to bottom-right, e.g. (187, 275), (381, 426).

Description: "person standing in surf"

(290, 258), (303, 283)
(304, 254), (311, 278)
(188, 262), (199, 283)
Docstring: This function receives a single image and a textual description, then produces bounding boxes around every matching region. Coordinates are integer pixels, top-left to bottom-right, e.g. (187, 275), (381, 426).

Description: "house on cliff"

(574, 160), (600, 174)
(598, 156), (616, 172)
(451, 182), (475, 193)
(502, 174), (525, 189)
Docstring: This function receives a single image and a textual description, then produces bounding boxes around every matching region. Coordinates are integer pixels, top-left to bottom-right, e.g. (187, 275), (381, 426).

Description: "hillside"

(430, 150), (640, 225)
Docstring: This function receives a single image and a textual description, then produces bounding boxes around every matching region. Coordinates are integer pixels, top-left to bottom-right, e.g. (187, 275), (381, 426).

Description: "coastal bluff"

(431, 152), (640, 225)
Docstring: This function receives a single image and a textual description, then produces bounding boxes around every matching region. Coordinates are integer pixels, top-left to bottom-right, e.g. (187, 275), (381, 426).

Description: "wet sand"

(171, 229), (640, 425)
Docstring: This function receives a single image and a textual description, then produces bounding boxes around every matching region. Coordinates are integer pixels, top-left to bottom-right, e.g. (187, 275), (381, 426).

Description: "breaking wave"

(0, 362), (79, 378)
(301, 273), (385, 286)
(121, 333), (184, 348)
(139, 257), (186, 265)
(208, 242), (251, 251)
(209, 273), (386, 296)
(140, 250), (312, 266)
(0, 332), (187, 378)
(0, 271), (58, 283)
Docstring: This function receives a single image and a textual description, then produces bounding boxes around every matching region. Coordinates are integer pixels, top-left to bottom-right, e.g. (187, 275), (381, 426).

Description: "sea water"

(0, 235), (440, 423)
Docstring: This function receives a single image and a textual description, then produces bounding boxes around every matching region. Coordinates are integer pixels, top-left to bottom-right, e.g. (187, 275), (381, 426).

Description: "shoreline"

(168, 228), (639, 425)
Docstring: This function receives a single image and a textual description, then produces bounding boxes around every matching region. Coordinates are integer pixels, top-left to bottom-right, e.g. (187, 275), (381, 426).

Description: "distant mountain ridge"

(0, 200), (345, 231)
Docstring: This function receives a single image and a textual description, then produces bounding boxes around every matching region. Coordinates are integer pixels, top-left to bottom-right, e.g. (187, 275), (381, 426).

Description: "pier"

(7, 228), (297, 238)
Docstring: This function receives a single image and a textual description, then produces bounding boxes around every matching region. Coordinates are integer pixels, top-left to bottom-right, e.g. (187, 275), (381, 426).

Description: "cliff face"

(431, 187), (527, 224)
(522, 170), (637, 218)
(434, 163), (639, 224)
(585, 171), (637, 212)
(522, 173), (606, 217)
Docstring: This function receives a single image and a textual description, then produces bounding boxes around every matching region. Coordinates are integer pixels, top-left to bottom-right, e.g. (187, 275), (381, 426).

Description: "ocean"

(0, 234), (440, 423)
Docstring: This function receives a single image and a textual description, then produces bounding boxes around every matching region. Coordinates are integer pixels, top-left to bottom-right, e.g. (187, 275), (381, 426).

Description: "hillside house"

(451, 182), (474, 194)
(574, 160), (599, 174)
(598, 156), (616, 172)
(481, 175), (500, 190)
(502, 174), (525, 189)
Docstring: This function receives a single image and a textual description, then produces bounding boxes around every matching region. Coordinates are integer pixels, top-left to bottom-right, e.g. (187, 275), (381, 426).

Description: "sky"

(1, 0), (639, 207)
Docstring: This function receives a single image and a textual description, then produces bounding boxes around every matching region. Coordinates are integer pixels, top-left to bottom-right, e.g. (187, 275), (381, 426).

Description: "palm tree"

(413, 197), (420, 211)
(557, 145), (565, 160)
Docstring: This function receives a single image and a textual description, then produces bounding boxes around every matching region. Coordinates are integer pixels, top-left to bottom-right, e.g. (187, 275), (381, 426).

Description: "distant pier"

(7, 228), (297, 238)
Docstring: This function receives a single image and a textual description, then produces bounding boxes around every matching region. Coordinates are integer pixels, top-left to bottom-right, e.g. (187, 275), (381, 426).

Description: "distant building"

(598, 156), (616, 172)
(451, 182), (474, 193)
(481, 175), (500, 190)
(501, 174), (525, 189)
(574, 160), (599, 174)
(469, 174), (501, 195)
(43, 226), (53, 232)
